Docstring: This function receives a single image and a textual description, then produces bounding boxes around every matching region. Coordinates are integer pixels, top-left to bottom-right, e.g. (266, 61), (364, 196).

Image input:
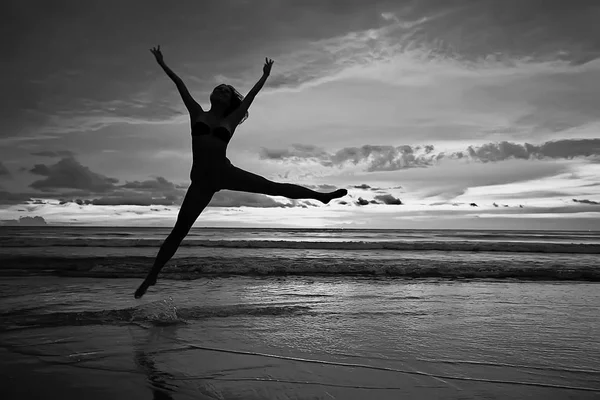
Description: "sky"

(1, 0), (600, 229)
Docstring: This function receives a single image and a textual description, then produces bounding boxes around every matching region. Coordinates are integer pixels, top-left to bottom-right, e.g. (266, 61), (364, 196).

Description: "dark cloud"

(374, 194), (403, 205)
(209, 191), (292, 208)
(0, 191), (34, 205)
(119, 176), (178, 191)
(1, 158), (317, 208)
(356, 197), (369, 206)
(29, 157), (119, 192)
(259, 144), (330, 163)
(466, 139), (600, 163)
(573, 198), (600, 205)
(23, 163), (187, 206)
(0, 216), (47, 226)
(90, 193), (176, 206)
(0, 162), (9, 177)
(351, 183), (385, 191)
(407, 0), (600, 63)
(261, 139), (600, 172)
(261, 144), (438, 171)
(31, 150), (75, 158)
(59, 176), (186, 206)
(332, 145), (434, 172)
(470, 203), (479, 207)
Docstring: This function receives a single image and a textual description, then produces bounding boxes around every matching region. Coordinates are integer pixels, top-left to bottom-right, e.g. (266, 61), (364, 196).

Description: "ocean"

(1, 227), (599, 399)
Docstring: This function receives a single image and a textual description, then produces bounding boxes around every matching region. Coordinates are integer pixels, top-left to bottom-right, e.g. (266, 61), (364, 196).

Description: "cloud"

(4, 156), (324, 208)
(573, 198), (600, 205)
(21, 156), (188, 206)
(466, 139), (600, 162)
(491, 190), (571, 200)
(31, 150), (75, 158)
(261, 144), (438, 171)
(259, 144), (330, 162)
(90, 193), (177, 206)
(374, 194), (403, 205)
(209, 191), (292, 208)
(122, 176), (181, 192)
(356, 197), (369, 206)
(260, 139), (600, 172)
(0, 191), (34, 205)
(29, 157), (119, 192)
(304, 183), (339, 192)
(56, 176), (186, 206)
(0, 162), (9, 177)
(353, 184), (371, 189)
(0, 216), (47, 226)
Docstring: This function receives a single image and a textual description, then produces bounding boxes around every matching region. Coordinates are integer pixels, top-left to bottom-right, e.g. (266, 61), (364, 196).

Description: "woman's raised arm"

(226, 58), (274, 126)
(150, 45), (203, 117)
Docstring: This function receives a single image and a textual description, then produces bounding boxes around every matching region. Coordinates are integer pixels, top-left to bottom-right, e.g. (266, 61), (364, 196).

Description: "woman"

(134, 46), (348, 298)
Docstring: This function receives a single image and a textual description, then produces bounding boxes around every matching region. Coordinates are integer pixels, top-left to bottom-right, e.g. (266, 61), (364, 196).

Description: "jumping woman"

(134, 46), (348, 298)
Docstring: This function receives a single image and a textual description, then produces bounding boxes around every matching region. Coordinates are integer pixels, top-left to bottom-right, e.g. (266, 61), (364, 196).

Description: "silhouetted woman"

(135, 46), (347, 298)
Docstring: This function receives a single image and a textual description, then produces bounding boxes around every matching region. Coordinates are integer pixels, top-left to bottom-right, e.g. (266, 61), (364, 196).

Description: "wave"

(0, 298), (312, 331)
(2, 255), (599, 281)
(2, 238), (600, 253)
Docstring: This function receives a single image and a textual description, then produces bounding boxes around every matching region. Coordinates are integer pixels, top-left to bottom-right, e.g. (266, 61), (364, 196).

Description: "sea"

(1, 227), (599, 399)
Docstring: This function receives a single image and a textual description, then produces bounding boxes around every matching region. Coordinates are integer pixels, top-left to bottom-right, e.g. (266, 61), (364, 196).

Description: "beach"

(1, 227), (600, 399)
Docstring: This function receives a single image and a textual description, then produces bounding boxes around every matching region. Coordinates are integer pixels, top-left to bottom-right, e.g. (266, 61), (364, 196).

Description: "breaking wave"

(2, 254), (599, 281)
(0, 297), (312, 332)
(2, 238), (600, 253)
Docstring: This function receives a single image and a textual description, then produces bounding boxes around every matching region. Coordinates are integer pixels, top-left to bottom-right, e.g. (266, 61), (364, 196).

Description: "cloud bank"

(261, 139), (600, 171)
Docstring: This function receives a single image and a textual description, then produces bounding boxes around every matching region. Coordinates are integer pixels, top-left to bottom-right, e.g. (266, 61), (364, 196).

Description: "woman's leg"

(222, 165), (347, 203)
(134, 184), (215, 298)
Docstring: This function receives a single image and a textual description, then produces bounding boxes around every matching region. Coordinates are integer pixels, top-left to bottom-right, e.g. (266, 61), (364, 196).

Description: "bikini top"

(191, 121), (233, 144)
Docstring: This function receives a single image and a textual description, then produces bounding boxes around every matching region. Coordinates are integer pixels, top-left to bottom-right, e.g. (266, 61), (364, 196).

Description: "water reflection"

(132, 326), (178, 399)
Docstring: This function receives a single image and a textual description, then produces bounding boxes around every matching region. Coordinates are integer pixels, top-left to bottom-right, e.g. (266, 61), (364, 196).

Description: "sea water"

(1, 227), (599, 399)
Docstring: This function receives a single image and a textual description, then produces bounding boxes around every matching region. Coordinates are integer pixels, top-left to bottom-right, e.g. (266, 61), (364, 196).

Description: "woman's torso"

(189, 114), (236, 187)
(190, 114), (235, 165)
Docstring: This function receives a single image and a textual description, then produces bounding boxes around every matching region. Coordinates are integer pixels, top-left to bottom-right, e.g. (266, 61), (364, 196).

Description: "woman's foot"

(320, 189), (348, 204)
(134, 273), (158, 299)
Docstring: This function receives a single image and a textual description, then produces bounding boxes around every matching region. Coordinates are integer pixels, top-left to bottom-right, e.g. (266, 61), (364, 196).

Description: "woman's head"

(210, 84), (248, 124)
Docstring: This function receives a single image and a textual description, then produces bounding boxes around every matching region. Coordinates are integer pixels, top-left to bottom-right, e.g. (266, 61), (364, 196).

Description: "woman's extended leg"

(222, 165), (347, 203)
(134, 184), (215, 298)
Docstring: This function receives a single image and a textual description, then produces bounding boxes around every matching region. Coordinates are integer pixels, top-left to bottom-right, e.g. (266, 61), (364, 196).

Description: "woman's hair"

(225, 85), (249, 125)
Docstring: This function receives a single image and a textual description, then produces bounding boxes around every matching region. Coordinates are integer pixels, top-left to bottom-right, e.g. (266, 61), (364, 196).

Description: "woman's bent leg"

(222, 165), (347, 203)
(134, 184), (215, 298)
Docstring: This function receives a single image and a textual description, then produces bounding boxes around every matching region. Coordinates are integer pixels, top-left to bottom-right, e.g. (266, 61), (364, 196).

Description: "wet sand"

(2, 277), (600, 399)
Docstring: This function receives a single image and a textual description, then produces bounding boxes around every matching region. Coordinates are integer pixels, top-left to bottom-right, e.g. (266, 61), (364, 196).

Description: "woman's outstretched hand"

(263, 58), (274, 76)
(150, 45), (164, 63)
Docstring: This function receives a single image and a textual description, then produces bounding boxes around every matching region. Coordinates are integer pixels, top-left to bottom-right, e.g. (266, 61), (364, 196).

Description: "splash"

(130, 297), (184, 326)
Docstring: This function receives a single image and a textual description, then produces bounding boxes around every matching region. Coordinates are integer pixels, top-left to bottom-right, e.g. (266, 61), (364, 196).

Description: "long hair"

(225, 85), (249, 125)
